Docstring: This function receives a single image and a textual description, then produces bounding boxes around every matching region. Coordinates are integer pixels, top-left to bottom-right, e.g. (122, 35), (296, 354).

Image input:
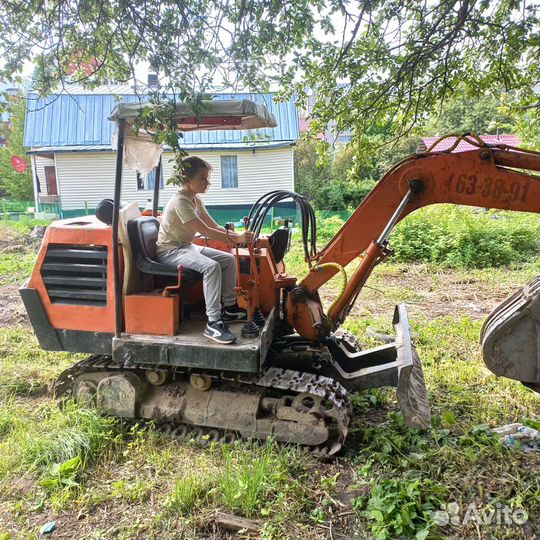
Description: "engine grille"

(40, 244), (108, 306)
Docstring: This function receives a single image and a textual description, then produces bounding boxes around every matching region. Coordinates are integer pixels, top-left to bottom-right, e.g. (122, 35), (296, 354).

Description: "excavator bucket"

(482, 276), (540, 393)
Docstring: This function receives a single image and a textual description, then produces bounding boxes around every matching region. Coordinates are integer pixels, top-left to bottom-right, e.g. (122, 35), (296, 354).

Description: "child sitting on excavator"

(156, 156), (254, 344)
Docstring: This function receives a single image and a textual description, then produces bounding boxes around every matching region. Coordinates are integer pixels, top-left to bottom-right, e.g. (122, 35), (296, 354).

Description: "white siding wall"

(54, 147), (294, 210)
(34, 155), (55, 195)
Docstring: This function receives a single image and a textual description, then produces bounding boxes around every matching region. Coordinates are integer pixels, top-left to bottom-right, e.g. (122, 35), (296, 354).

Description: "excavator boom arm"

(301, 147), (540, 295)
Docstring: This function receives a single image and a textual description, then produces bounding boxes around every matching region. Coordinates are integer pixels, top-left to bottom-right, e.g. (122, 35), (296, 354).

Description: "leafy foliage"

(295, 137), (377, 209)
(297, 1), (540, 143)
(391, 206), (539, 268)
(355, 474), (444, 540)
(351, 416), (491, 539)
(0, 1), (537, 143)
(424, 91), (516, 136)
(0, 95), (33, 201)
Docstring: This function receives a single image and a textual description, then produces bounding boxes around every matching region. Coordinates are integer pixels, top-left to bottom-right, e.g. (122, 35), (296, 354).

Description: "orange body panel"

(28, 216), (118, 333)
(284, 289), (328, 341)
(28, 216), (297, 336)
(125, 293), (179, 335)
(236, 246), (296, 315)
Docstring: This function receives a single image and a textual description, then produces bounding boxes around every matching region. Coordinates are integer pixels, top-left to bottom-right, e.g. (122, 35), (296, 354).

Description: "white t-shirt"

(156, 190), (204, 253)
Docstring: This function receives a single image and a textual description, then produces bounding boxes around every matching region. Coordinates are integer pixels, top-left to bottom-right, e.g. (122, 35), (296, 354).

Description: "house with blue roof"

(24, 86), (299, 220)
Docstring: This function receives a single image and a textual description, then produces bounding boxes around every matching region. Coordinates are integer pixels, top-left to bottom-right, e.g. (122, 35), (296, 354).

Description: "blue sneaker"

(222, 304), (248, 321)
(204, 320), (236, 344)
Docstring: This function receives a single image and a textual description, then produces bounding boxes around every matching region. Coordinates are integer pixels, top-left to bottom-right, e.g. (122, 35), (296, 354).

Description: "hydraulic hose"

(247, 190), (318, 261)
(313, 262), (347, 324)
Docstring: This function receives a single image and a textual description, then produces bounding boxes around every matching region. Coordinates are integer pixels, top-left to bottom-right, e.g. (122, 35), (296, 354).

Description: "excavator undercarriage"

(54, 356), (351, 456)
(47, 303), (430, 455)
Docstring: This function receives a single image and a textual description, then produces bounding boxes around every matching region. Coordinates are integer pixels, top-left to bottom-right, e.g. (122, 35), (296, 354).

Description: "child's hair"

(181, 156), (212, 184)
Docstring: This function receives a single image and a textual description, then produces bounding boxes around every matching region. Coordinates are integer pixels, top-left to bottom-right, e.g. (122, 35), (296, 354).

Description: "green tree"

(425, 91), (515, 136)
(0, 95), (33, 201)
(294, 137), (331, 199)
(0, 1), (537, 141)
(295, 137), (377, 209)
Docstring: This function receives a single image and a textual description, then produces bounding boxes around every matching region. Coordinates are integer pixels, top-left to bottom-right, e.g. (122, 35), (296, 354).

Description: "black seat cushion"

(127, 216), (201, 283)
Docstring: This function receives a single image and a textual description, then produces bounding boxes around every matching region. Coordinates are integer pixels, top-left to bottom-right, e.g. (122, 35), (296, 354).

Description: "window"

(137, 165), (164, 191)
(221, 156), (238, 188)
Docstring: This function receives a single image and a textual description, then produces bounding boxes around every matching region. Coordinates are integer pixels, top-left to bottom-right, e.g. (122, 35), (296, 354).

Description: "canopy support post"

(112, 120), (125, 338)
(152, 156), (162, 217)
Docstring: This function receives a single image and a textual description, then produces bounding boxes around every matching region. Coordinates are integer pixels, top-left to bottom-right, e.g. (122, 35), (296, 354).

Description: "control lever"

(238, 216), (262, 337)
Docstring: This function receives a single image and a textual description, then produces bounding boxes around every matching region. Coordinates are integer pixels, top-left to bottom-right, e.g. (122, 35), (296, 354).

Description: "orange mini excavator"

(20, 100), (540, 455)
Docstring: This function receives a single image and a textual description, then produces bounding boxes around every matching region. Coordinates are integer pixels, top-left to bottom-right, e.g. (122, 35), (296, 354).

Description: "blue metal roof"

(27, 141), (295, 154)
(24, 91), (299, 148)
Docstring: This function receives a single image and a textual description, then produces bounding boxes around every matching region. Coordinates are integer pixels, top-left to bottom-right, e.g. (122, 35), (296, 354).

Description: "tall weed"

(391, 206), (538, 268)
(216, 441), (297, 517)
(166, 474), (209, 516)
(0, 400), (119, 490)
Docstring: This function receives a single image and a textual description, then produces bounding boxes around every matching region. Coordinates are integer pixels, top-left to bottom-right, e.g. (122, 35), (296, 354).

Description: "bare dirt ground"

(318, 261), (536, 330)
(0, 284), (29, 327)
(0, 226), (42, 327)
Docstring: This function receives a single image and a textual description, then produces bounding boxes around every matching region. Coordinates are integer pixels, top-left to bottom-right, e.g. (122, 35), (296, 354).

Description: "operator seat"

(127, 216), (202, 285)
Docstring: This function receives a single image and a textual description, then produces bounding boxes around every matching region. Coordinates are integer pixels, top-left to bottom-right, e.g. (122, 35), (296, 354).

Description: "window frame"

(136, 165), (164, 191)
(220, 155), (238, 189)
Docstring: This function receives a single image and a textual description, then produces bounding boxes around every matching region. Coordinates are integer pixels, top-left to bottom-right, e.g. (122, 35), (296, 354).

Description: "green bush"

(0, 199), (34, 212)
(316, 178), (376, 210)
(391, 206), (539, 268)
(316, 213), (346, 243)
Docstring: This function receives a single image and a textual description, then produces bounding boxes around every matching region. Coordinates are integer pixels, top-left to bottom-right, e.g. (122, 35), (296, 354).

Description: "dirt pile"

(0, 225), (44, 327)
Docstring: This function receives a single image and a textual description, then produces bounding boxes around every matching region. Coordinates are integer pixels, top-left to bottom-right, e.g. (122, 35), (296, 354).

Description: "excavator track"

(54, 356), (351, 456)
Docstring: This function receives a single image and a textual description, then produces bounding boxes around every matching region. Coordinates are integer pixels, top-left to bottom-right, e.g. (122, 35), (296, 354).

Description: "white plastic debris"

(40, 521), (57, 535)
(492, 423), (540, 453)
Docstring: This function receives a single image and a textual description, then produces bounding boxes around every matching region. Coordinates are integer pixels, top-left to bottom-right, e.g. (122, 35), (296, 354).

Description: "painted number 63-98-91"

(452, 173), (530, 203)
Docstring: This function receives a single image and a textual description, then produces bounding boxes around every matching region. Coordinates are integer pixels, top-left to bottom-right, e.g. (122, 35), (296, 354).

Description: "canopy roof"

(109, 99), (277, 131)
(111, 99), (279, 174)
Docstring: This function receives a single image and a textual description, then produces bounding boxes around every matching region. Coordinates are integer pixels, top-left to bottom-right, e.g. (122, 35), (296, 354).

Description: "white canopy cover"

(109, 99), (278, 174)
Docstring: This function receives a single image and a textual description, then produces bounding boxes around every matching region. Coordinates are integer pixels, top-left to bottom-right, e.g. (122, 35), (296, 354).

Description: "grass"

(166, 473), (209, 516)
(0, 327), (79, 397)
(0, 252), (38, 285)
(215, 440), (303, 517)
(0, 216), (51, 237)
(0, 217), (49, 285)
(0, 400), (119, 481)
(0, 219), (539, 539)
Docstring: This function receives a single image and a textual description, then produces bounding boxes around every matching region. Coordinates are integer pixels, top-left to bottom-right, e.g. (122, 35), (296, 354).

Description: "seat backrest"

(118, 202), (142, 295)
(128, 216), (160, 263)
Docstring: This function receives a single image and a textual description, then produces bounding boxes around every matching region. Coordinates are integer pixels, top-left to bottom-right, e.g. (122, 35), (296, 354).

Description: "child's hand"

(237, 231), (255, 243)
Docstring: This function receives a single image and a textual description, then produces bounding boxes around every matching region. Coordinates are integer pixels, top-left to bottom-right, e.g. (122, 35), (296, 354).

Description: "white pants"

(157, 244), (237, 322)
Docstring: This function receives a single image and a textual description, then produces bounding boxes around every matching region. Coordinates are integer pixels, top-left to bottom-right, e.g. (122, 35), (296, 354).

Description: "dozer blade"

(324, 304), (431, 429)
(482, 276), (540, 393)
(393, 305), (431, 429)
